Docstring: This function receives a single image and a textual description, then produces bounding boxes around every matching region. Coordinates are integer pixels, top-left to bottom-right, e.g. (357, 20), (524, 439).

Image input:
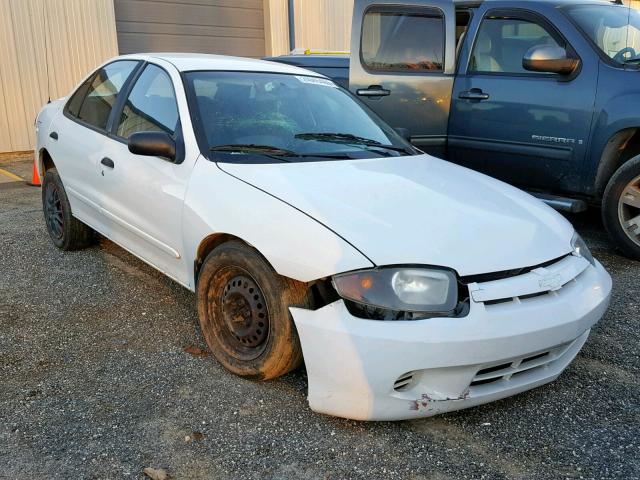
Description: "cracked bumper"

(290, 261), (612, 421)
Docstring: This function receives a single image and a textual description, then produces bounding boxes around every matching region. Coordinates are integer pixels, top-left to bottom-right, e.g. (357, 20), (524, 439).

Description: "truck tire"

(42, 168), (95, 251)
(196, 241), (313, 380)
(602, 155), (640, 260)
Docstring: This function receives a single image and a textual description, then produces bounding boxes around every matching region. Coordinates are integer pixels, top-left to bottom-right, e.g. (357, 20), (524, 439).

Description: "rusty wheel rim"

(208, 267), (270, 361)
(618, 174), (640, 248)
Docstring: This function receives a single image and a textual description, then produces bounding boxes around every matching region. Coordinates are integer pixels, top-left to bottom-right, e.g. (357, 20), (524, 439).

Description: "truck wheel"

(602, 155), (640, 260)
(42, 168), (95, 251)
(196, 241), (313, 380)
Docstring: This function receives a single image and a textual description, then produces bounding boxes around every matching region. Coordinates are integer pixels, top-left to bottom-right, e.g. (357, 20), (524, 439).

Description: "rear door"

(349, 0), (456, 157)
(448, 7), (598, 193)
(49, 60), (139, 229)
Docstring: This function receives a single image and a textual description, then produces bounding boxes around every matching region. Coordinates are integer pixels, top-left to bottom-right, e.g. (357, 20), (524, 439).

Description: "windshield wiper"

(210, 144), (299, 162)
(294, 132), (411, 154)
(209, 144), (352, 161)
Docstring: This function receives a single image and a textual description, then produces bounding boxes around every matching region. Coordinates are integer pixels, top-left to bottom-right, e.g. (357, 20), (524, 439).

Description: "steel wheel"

(618, 173), (640, 249)
(216, 270), (270, 360)
(44, 182), (64, 241)
(197, 241), (312, 379)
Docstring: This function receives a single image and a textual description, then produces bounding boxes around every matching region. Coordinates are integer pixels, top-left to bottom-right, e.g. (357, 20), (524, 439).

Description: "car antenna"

(42, 0), (51, 104)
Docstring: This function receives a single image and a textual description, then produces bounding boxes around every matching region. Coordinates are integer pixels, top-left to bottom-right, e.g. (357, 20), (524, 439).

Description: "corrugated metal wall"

(0, 0), (118, 153)
(293, 0), (353, 53)
(114, 0), (265, 58)
(264, 0), (354, 56)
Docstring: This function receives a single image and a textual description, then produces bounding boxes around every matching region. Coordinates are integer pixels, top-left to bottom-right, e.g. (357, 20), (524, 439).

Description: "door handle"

(49, 131), (58, 140)
(101, 157), (115, 169)
(459, 89), (490, 101)
(356, 85), (391, 97)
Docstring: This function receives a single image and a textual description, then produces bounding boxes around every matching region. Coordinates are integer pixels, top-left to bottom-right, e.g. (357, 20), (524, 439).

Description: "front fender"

(182, 157), (373, 289)
(588, 64), (640, 193)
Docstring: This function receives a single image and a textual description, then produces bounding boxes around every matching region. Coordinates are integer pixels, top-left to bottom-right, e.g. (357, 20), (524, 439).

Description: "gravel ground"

(0, 158), (638, 479)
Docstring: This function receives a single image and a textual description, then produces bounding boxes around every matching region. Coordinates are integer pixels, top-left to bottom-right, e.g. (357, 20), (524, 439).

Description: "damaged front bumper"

(290, 259), (612, 421)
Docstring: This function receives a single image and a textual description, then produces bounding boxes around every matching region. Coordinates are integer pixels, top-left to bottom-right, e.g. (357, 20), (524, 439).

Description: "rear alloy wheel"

(196, 241), (313, 380)
(42, 168), (95, 250)
(603, 155), (640, 260)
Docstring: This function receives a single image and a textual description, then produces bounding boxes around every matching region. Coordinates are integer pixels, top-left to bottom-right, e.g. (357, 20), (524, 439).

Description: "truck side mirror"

(523, 45), (580, 76)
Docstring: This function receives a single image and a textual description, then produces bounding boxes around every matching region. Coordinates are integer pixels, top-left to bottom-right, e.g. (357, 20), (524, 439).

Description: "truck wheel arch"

(595, 128), (640, 196)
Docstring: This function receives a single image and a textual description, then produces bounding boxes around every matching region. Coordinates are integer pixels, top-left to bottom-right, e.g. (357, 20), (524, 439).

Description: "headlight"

(332, 267), (458, 314)
(571, 232), (595, 266)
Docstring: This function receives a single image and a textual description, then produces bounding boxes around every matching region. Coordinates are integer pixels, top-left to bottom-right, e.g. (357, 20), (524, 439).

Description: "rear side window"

(470, 16), (563, 74)
(116, 64), (179, 139)
(65, 79), (91, 118)
(73, 61), (138, 130)
(361, 7), (445, 72)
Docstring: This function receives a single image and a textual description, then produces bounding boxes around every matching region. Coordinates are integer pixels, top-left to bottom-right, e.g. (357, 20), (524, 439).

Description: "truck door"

(448, 8), (598, 194)
(349, 0), (456, 158)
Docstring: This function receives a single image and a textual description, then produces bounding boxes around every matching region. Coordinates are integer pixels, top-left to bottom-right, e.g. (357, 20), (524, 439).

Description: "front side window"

(75, 61), (138, 129)
(184, 71), (414, 163)
(361, 8), (444, 72)
(116, 64), (179, 139)
(565, 4), (640, 66)
(470, 15), (562, 74)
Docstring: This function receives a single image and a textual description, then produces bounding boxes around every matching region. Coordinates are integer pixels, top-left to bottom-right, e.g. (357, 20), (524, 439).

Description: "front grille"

(469, 254), (590, 306)
(460, 255), (567, 285)
(469, 343), (571, 388)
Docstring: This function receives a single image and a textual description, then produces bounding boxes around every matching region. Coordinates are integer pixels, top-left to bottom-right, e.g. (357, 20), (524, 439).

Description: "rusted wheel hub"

(221, 275), (268, 348)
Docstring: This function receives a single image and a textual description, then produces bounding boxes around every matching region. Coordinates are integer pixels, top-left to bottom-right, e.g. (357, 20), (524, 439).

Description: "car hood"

(218, 154), (574, 276)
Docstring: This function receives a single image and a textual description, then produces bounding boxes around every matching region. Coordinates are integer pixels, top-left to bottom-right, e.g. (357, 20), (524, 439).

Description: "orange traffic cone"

(28, 157), (41, 187)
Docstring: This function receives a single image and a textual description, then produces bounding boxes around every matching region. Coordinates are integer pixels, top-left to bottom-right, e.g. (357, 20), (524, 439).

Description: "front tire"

(196, 241), (313, 380)
(602, 155), (640, 260)
(42, 168), (94, 250)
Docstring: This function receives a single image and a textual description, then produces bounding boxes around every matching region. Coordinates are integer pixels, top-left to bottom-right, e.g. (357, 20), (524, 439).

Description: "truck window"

(456, 10), (472, 47)
(565, 4), (640, 65)
(361, 7), (444, 72)
(456, 9), (473, 61)
(469, 15), (563, 74)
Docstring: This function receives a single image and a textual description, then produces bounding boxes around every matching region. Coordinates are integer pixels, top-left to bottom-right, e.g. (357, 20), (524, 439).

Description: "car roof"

(118, 52), (324, 76)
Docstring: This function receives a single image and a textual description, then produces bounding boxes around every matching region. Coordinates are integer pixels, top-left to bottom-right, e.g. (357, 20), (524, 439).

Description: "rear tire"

(602, 155), (640, 261)
(196, 241), (313, 380)
(42, 168), (95, 251)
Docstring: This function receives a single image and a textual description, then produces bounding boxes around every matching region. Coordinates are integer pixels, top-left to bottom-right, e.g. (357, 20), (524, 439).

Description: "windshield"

(184, 71), (416, 162)
(566, 4), (640, 65)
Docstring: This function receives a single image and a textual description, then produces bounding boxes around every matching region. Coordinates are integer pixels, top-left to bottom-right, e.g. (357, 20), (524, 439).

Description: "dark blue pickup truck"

(269, 0), (640, 260)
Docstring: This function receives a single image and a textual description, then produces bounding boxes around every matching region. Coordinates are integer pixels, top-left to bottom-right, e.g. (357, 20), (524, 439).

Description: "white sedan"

(35, 54), (612, 421)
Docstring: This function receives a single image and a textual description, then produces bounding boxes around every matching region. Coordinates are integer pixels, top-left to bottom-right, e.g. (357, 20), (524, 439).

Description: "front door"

(349, 0), (456, 157)
(99, 62), (190, 285)
(448, 8), (597, 194)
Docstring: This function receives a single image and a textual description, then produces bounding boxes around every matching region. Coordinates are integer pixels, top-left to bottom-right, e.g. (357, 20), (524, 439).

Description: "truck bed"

(264, 55), (350, 88)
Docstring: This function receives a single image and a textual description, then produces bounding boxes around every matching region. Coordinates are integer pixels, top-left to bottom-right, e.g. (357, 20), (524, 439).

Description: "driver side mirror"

(523, 45), (580, 76)
(128, 131), (176, 161)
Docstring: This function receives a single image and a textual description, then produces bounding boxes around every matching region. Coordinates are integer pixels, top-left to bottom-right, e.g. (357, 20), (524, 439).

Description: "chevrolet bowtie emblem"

(538, 273), (564, 291)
